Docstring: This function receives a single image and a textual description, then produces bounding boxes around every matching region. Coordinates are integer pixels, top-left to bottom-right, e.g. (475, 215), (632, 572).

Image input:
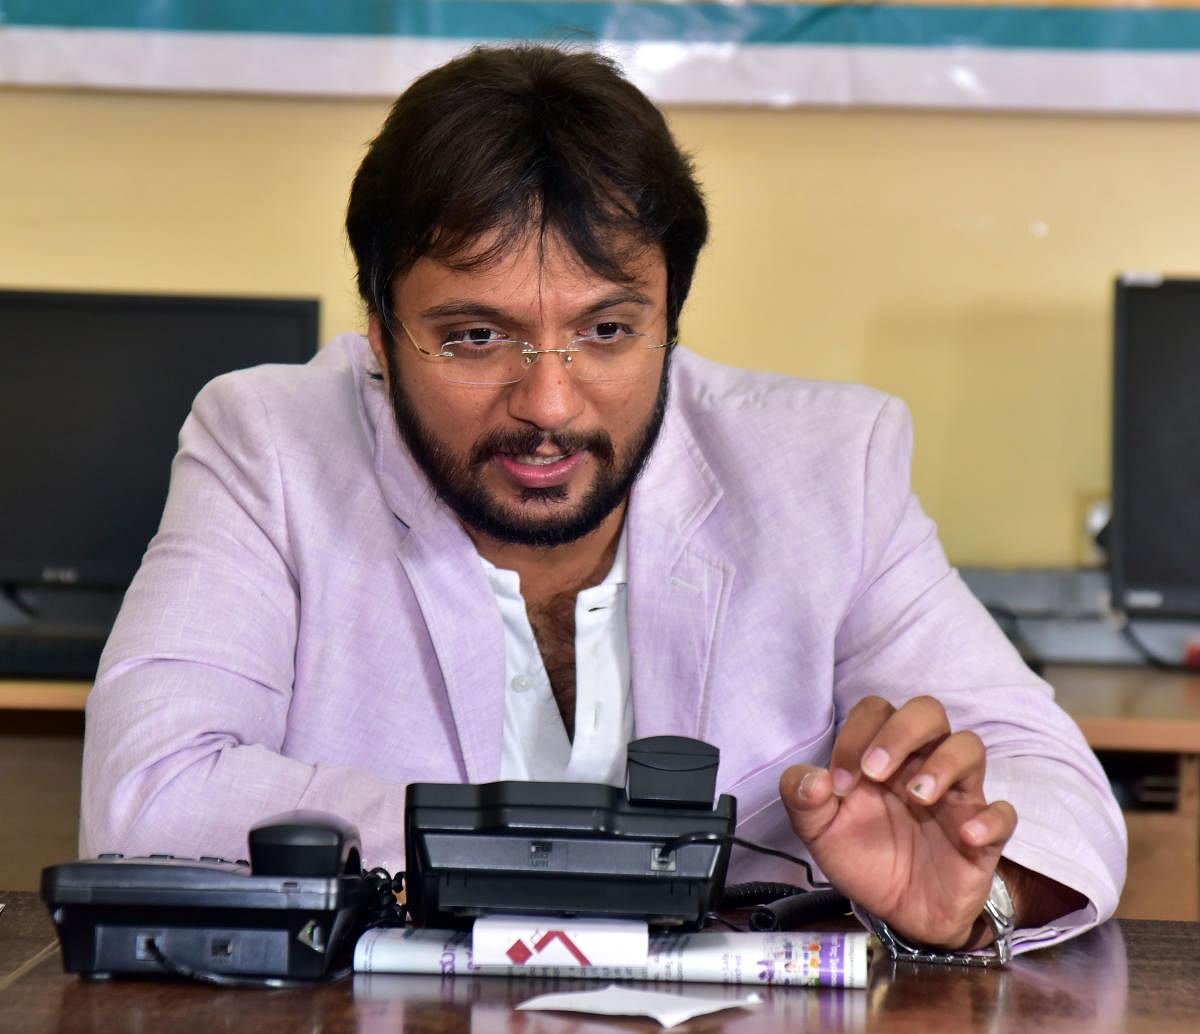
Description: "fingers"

(904, 729), (986, 805)
(832, 694), (1014, 839)
(784, 695), (1017, 850)
(780, 764), (833, 808)
(960, 798), (1017, 849)
(830, 695), (953, 798)
(778, 764), (838, 841)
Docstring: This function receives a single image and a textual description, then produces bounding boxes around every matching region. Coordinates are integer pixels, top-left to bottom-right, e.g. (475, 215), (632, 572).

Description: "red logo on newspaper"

(505, 931), (592, 966)
(505, 940), (534, 965)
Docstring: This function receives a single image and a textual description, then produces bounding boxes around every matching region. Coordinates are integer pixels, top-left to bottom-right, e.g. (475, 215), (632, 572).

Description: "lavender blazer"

(81, 336), (1125, 942)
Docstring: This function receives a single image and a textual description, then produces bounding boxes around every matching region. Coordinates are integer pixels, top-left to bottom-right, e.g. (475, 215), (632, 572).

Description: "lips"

(495, 448), (587, 488)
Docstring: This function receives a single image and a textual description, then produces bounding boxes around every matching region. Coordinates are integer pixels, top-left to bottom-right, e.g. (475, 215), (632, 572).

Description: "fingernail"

(831, 768), (855, 797)
(862, 747), (890, 779)
(963, 819), (988, 844)
(909, 775), (936, 801)
(798, 771), (820, 800)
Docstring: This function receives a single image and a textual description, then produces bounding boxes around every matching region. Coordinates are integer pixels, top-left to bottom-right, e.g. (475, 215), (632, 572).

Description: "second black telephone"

(41, 810), (375, 982)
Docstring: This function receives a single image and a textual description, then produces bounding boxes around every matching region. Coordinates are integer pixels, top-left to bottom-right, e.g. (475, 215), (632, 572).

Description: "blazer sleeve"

(832, 396), (1127, 953)
(79, 369), (411, 868)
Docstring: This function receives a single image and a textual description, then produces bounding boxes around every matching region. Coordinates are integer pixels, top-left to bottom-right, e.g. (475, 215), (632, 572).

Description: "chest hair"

(527, 591), (579, 741)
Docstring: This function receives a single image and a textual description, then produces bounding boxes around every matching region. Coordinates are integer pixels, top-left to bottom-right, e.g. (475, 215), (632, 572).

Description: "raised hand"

(779, 694), (1017, 949)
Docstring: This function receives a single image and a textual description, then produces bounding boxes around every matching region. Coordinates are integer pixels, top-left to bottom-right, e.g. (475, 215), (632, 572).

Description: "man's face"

(369, 232), (670, 549)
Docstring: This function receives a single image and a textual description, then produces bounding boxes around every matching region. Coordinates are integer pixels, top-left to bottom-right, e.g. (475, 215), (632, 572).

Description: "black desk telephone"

(41, 737), (740, 983)
(404, 735), (736, 930)
(41, 810), (377, 983)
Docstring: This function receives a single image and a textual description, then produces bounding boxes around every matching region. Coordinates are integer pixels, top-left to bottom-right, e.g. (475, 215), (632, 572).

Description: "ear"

(366, 312), (391, 390)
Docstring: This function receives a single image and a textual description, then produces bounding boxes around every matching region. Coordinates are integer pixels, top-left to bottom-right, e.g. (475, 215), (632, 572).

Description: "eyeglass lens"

(439, 336), (661, 385)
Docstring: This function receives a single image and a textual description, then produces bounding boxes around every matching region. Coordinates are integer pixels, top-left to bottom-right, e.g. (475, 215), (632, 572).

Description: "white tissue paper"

(516, 983), (763, 1028)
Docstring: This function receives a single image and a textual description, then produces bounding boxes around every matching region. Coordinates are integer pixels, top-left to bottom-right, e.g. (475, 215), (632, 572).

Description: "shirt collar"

(480, 522), (629, 597)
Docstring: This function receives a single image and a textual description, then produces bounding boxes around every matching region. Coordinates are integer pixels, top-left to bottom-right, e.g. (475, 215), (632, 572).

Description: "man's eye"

(585, 322), (633, 342)
(443, 328), (508, 348)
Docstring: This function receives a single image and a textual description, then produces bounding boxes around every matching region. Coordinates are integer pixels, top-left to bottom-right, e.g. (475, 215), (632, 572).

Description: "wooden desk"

(1046, 664), (1200, 923)
(0, 681), (90, 711)
(1046, 664), (1200, 757)
(1, 891), (1196, 1034)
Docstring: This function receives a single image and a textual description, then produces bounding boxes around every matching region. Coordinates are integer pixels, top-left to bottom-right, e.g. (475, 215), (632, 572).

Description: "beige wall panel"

(3, 87), (1199, 567)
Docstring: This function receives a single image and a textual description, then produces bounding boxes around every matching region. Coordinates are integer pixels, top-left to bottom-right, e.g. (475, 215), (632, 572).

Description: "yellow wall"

(3, 85), (1198, 568)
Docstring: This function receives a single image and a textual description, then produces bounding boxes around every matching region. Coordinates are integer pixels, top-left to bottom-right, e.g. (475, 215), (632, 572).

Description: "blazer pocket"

(722, 718), (836, 828)
(721, 723), (836, 886)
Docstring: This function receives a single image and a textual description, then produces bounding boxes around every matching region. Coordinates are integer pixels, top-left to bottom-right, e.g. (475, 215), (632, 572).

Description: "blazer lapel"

(627, 408), (732, 741)
(394, 526), (507, 784)
(367, 372), (506, 784)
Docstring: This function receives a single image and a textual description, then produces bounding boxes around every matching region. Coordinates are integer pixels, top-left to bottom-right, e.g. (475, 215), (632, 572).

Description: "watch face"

(990, 874), (1014, 912)
(986, 873), (1016, 935)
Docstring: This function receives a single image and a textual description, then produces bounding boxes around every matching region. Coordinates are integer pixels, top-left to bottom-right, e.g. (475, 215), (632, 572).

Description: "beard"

(384, 352), (670, 548)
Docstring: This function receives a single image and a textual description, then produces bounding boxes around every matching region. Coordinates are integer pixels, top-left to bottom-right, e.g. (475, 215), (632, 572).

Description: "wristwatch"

(867, 871), (1015, 967)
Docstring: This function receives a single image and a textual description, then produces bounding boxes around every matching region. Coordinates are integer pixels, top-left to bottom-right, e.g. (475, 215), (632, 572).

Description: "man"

(81, 44), (1124, 960)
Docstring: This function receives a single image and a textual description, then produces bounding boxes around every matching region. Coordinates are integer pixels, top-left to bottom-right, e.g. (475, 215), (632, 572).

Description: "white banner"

(4, 2), (1200, 112)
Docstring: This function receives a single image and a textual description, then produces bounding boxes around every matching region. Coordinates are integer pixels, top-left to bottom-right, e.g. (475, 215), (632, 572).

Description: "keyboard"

(0, 626), (108, 678)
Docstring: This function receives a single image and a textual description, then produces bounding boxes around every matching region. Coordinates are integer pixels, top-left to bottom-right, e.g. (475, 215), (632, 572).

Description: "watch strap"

(867, 871), (1014, 968)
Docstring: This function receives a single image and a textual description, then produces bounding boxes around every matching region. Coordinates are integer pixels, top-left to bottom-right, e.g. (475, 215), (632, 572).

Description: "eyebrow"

(418, 287), (657, 325)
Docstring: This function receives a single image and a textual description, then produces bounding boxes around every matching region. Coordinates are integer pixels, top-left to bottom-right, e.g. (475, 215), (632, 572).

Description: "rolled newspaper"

(354, 926), (870, 988)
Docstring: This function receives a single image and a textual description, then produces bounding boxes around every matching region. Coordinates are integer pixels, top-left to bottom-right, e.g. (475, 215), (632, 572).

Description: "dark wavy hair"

(345, 44), (708, 342)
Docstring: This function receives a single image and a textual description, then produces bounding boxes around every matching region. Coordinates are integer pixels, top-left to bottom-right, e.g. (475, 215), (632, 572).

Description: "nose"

(505, 348), (586, 430)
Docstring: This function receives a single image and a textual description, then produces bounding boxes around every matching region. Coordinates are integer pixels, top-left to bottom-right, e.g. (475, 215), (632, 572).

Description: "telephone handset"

(247, 808), (362, 877)
(41, 810), (376, 983)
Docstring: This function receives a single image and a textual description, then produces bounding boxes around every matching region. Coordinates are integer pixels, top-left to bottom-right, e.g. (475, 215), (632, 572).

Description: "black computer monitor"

(0, 288), (318, 601)
(1109, 275), (1200, 621)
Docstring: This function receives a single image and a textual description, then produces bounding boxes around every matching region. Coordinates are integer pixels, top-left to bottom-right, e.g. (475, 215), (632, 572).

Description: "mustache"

(469, 427), (615, 467)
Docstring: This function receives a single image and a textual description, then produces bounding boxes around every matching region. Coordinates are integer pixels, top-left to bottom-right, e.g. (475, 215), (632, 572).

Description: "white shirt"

(483, 531), (633, 786)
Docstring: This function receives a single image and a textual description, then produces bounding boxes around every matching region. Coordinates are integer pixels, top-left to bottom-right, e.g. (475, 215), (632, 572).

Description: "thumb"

(778, 764), (840, 842)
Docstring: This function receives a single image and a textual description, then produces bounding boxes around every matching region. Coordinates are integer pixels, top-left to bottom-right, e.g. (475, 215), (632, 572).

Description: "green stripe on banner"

(7, 2), (1200, 52)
